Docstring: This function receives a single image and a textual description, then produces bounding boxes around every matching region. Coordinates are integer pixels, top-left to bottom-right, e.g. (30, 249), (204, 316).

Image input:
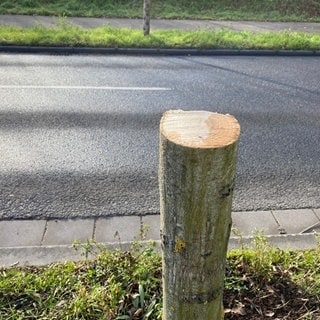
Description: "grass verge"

(0, 0), (320, 21)
(1, 24), (320, 50)
(0, 235), (320, 319)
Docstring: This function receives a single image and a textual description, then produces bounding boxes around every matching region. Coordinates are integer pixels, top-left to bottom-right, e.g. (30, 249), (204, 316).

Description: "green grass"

(1, 235), (320, 319)
(0, 240), (163, 320)
(1, 0), (319, 50)
(1, 23), (320, 50)
(1, 0), (320, 21)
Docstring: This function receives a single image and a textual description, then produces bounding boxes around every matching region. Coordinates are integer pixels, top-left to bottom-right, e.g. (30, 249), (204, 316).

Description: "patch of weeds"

(224, 232), (320, 319)
(1, 232), (320, 319)
(72, 227), (163, 319)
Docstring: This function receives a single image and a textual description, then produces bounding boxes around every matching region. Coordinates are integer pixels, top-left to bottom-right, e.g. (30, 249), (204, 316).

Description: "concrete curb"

(1, 45), (320, 56)
(228, 233), (319, 250)
(1, 209), (320, 266)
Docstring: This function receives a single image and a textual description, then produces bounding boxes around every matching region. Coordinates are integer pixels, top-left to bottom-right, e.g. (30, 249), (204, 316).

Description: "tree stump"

(159, 110), (240, 320)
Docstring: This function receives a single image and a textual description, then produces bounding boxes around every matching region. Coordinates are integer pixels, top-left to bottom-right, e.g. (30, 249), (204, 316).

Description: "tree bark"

(143, 0), (151, 36)
(159, 110), (240, 320)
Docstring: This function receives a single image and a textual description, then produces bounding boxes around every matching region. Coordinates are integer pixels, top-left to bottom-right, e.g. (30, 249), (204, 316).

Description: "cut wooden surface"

(160, 110), (240, 149)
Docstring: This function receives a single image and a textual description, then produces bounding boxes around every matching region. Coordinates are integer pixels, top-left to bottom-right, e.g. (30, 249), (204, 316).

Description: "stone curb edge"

(1, 233), (318, 267)
(1, 46), (320, 56)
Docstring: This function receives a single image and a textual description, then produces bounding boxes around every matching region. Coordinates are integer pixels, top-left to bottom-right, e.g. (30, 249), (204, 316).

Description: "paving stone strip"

(1, 209), (319, 266)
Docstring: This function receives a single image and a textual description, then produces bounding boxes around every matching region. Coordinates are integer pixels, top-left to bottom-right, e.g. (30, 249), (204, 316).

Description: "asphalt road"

(0, 54), (319, 219)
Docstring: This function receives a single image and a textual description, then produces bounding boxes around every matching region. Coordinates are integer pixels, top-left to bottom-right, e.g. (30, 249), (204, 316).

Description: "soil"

(223, 268), (320, 319)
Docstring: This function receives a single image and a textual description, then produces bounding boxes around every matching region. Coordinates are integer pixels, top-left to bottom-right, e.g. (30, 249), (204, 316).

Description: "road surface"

(0, 54), (319, 219)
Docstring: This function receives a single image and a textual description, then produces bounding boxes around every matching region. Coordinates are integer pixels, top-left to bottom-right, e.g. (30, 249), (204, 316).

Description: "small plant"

(73, 238), (108, 259)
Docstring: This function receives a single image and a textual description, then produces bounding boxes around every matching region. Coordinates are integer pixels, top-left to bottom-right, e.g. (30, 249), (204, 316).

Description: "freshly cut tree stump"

(159, 110), (240, 320)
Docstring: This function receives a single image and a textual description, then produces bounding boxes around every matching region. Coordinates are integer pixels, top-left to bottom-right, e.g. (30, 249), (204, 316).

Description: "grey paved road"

(0, 54), (319, 219)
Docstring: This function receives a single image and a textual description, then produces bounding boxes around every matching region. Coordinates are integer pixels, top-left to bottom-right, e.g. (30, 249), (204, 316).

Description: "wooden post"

(159, 110), (240, 320)
(143, 0), (151, 36)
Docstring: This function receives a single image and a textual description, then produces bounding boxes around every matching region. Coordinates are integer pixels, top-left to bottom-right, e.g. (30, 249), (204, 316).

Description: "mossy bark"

(159, 110), (240, 320)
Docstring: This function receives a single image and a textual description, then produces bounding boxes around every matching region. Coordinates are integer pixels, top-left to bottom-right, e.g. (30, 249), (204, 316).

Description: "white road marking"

(0, 85), (171, 91)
